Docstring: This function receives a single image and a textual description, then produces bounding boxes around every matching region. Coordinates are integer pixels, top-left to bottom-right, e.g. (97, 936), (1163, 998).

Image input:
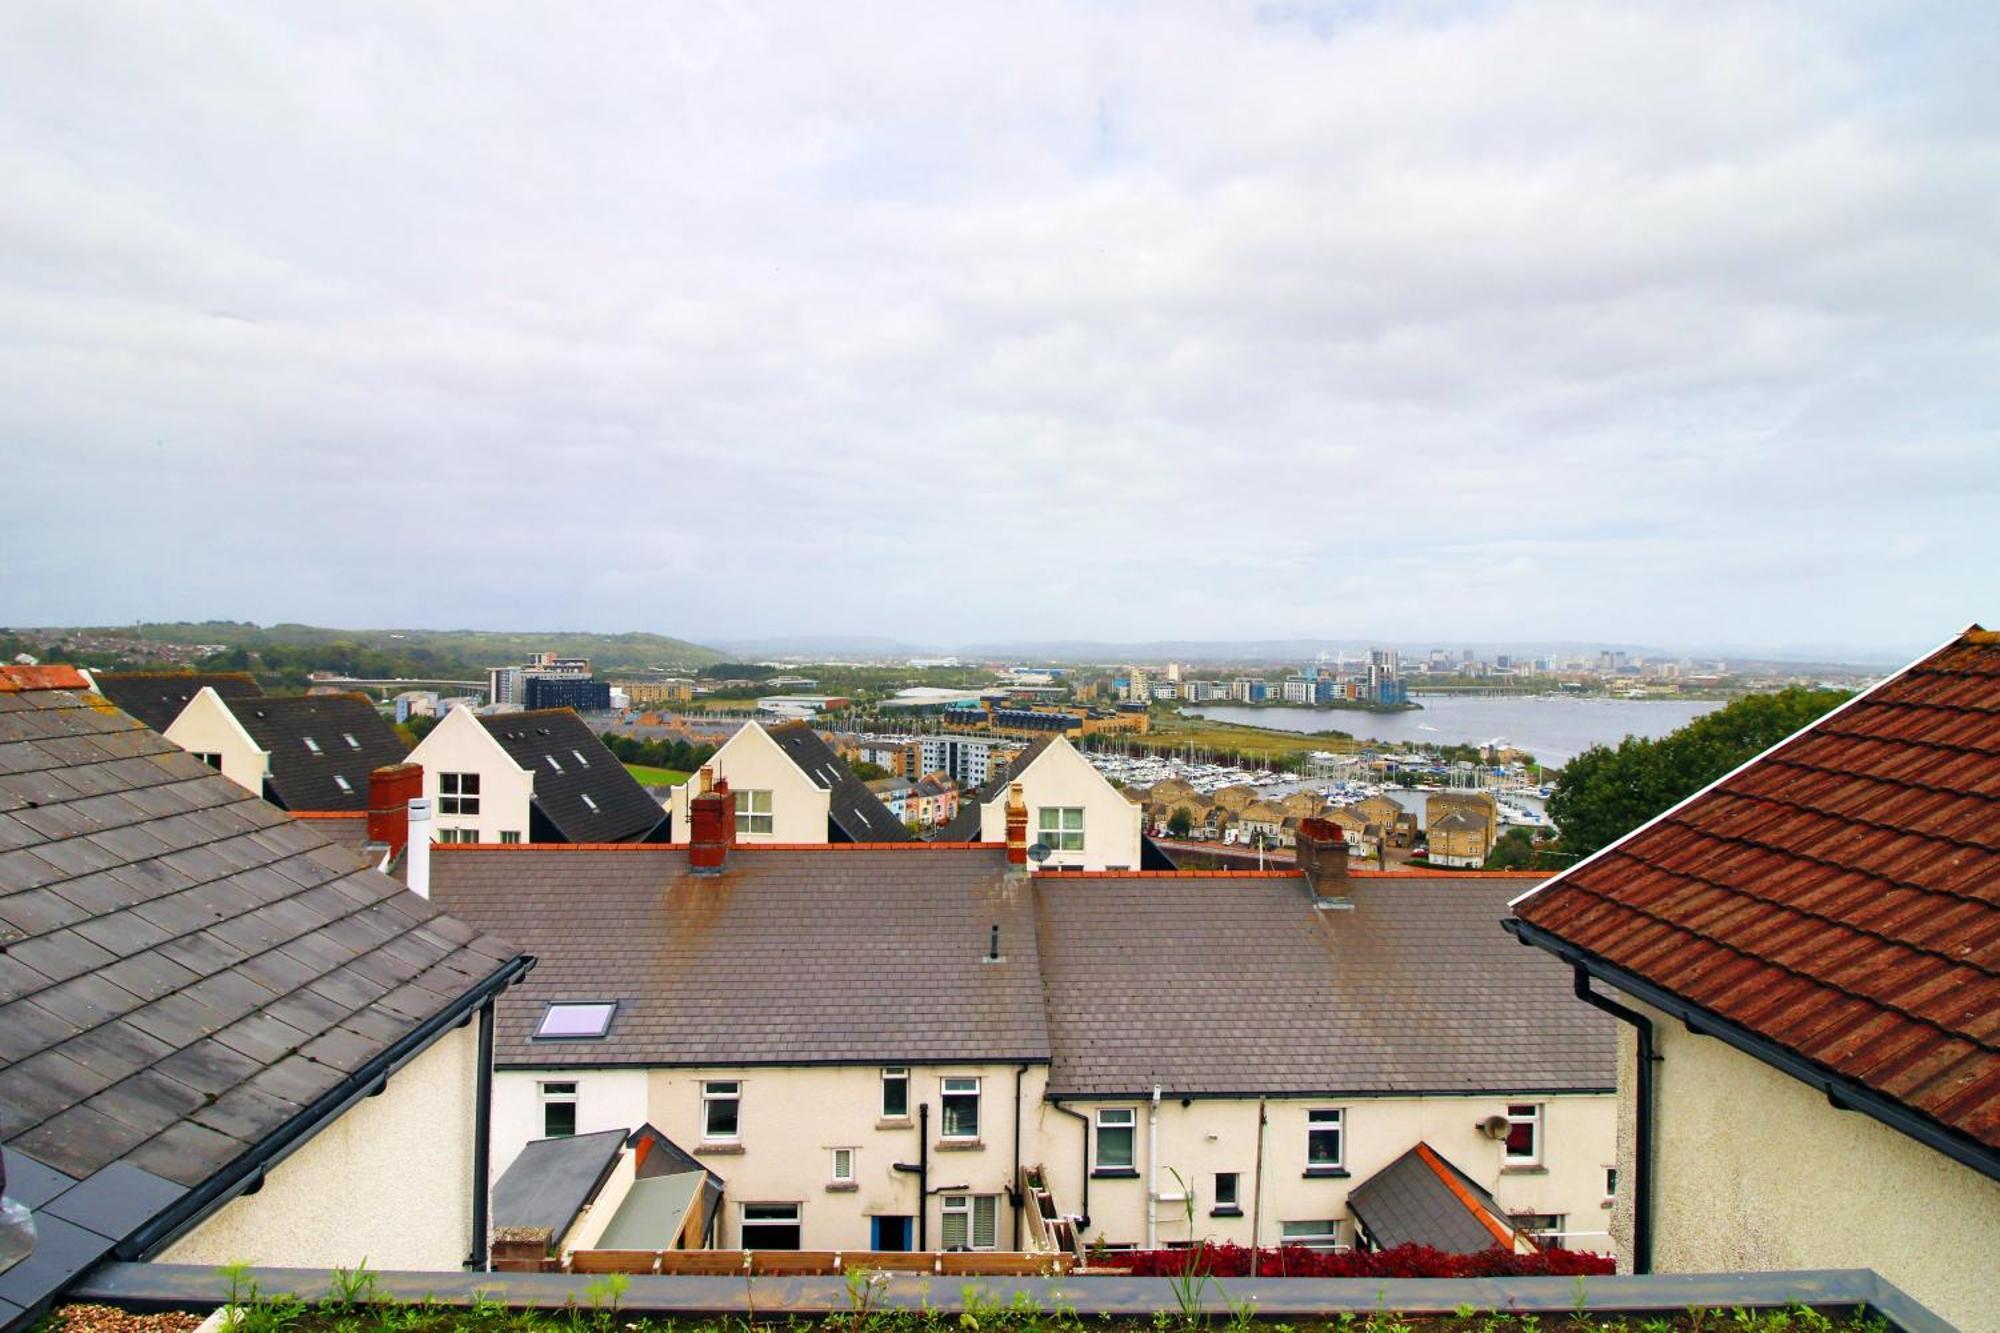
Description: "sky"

(1, 2), (1995, 657)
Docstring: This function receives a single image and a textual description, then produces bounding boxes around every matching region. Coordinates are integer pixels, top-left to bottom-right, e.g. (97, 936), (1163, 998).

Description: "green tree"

(1548, 687), (1849, 861)
(1167, 806), (1194, 838)
(851, 760), (890, 782)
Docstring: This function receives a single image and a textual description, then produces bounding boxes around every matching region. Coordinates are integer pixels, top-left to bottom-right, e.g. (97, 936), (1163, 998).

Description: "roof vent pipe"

(983, 923), (1002, 963)
(406, 798), (432, 899)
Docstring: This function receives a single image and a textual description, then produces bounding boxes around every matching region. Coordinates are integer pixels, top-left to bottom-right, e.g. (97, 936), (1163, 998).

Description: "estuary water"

(1186, 694), (1724, 765)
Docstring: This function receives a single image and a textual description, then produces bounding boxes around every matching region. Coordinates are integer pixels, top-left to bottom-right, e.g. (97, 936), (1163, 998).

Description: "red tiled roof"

(1514, 626), (2000, 1151)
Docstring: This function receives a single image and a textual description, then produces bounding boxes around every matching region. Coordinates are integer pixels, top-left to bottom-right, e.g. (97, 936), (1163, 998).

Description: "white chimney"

(405, 797), (433, 898)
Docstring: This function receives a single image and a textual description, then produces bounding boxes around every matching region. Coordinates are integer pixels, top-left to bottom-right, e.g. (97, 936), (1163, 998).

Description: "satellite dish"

(1478, 1114), (1511, 1140)
(1027, 841), (1053, 863)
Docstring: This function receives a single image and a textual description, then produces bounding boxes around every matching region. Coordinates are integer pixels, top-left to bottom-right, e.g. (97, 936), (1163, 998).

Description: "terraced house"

(429, 787), (1616, 1262)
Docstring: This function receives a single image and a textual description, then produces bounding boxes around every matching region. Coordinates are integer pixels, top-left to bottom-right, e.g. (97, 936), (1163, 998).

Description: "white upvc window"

(881, 1067), (910, 1119)
(1504, 1103), (1543, 1165)
(940, 1194), (998, 1250)
(703, 1080), (741, 1141)
(1037, 806), (1084, 851)
(437, 827), (479, 845)
(1307, 1108), (1345, 1170)
(740, 1202), (801, 1250)
(439, 771), (480, 815)
(940, 1076), (981, 1140)
(736, 789), (774, 836)
(1094, 1107), (1136, 1171)
(499, 830), (522, 844)
(539, 1080), (577, 1138)
(1280, 1219), (1341, 1251)
(830, 1147), (856, 1184)
(191, 752), (224, 769)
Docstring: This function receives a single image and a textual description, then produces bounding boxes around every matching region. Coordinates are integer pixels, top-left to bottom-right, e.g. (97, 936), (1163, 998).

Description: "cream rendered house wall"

(496, 1063), (1047, 1251)
(406, 707), (535, 844)
(493, 1067), (651, 1178)
(162, 1024), (480, 1270)
(161, 687), (269, 798)
(1038, 1093), (1616, 1252)
(667, 723), (829, 845)
(1620, 996), (2000, 1333)
(977, 738), (1142, 871)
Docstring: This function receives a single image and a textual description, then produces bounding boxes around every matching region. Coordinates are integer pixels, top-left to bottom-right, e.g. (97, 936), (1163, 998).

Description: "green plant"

(579, 1272), (629, 1328)
(325, 1261), (380, 1311)
(843, 1266), (889, 1331)
(959, 1283), (1003, 1332)
(1570, 1275), (1590, 1322)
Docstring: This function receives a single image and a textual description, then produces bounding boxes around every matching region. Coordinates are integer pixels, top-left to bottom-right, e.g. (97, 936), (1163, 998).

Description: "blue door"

(870, 1215), (912, 1251)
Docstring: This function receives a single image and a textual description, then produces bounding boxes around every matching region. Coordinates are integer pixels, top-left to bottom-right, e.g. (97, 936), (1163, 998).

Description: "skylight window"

(573, 749), (590, 768)
(343, 733), (361, 750)
(302, 736), (322, 754)
(333, 775), (353, 794)
(581, 793), (599, 812)
(546, 755), (564, 773)
(535, 1002), (617, 1040)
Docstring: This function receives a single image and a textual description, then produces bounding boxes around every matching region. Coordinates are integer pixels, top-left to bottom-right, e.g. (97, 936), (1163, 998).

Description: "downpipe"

(1573, 967), (1656, 1274)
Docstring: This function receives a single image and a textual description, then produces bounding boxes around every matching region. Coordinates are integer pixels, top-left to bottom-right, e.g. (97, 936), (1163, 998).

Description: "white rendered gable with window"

(666, 722), (832, 844)
(406, 706), (535, 845)
(977, 736), (1142, 870)
(161, 687), (271, 799)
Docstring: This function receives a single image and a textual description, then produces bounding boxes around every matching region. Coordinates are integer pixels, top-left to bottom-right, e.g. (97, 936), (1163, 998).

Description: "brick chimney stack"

(690, 767), (735, 875)
(1295, 817), (1351, 902)
(1005, 782), (1029, 867)
(367, 762), (424, 854)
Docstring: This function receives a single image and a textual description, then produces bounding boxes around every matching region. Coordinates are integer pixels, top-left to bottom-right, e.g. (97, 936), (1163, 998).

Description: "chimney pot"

(406, 797), (433, 899)
(1004, 783), (1029, 867)
(1296, 817), (1350, 901)
(368, 762), (424, 854)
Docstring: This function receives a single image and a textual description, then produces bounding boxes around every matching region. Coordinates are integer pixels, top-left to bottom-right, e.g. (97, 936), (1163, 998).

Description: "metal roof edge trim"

(120, 952), (538, 1261)
(1043, 1086), (1618, 1102)
(495, 1055), (1054, 1072)
(1504, 627), (1966, 914)
(1503, 918), (2000, 1184)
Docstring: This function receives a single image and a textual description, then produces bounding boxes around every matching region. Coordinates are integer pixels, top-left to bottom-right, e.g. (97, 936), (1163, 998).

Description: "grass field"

(1132, 711), (1364, 764)
(623, 763), (693, 786)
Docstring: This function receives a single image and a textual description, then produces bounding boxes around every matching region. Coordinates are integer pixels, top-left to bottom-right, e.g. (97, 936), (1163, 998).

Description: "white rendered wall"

(666, 724), (830, 844)
(407, 708), (535, 844)
(978, 738), (1143, 871)
(161, 688), (268, 799)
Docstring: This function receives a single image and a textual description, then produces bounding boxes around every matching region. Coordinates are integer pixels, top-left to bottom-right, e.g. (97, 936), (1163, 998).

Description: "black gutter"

(122, 952), (536, 1260)
(1506, 918), (2000, 1186)
(1568, 967), (1655, 1274)
(466, 997), (498, 1271)
(1048, 1100), (1091, 1230)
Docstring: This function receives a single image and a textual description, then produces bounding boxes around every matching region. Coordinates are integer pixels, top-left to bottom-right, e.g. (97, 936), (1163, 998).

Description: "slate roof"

(1036, 873), (1612, 1096)
(90, 672), (263, 734)
(765, 722), (911, 842)
(227, 694), (408, 812)
(941, 736), (1056, 841)
(0, 673), (526, 1327)
(491, 1128), (627, 1242)
(430, 845), (1049, 1067)
(1512, 626), (2000, 1157)
(478, 710), (665, 844)
(1347, 1142), (1513, 1254)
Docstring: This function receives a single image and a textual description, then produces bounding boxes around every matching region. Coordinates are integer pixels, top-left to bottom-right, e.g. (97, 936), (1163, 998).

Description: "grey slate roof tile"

(477, 709), (665, 843)
(220, 694), (410, 813)
(89, 672), (264, 734)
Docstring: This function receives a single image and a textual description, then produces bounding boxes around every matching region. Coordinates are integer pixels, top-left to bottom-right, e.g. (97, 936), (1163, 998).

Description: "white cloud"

(0, 0), (1993, 653)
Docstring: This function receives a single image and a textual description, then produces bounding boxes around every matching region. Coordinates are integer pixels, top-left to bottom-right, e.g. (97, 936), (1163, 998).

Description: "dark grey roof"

(1035, 873), (1613, 1096)
(90, 673), (263, 733)
(1347, 1143), (1510, 1254)
(478, 710), (664, 844)
(941, 736), (1055, 841)
(431, 845), (1049, 1067)
(765, 723), (911, 842)
(0, 682), (525, 1327)
(491, 1128), (628, 1241)
(226, 694), (409, 812)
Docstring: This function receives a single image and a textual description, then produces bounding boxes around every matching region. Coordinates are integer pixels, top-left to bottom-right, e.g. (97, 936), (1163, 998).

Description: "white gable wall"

(666, 722), (830, 844)
(161, 687), (269, 798)
(406, 707), (535, 844)
(978, 737), (1142, 871)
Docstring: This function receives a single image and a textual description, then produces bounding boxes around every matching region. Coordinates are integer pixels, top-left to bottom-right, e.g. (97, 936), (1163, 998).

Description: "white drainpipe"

(406, 797), (432, 898)
(1146, 1083), (1162, 1249)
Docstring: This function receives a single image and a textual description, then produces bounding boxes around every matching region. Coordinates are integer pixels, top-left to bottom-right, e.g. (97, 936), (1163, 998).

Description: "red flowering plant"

(1108, 1242), (1613, 1279)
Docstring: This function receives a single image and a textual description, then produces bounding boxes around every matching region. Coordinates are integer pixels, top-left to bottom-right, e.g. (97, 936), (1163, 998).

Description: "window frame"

(1280, 1219), (1342, 1251)
(499, 830), (522, 844)
(1213, 1172), (1241, 1214)
(881, 1067), (910, 1120)
(192, 752), (224, 770)
(1036, 806), (1085, 852)
(939, 1076), (981, 1141)
(739, 1202), (801, 1250)
(735, 788), (774, 836)
(437, 827), (479, 845)
(702, 1080), (742, 1142)
(1504, 1103), (1543, 1166)
(940, 1193), (999, 1251)
(532, 1000), (618, 1041)
(830, 1147), (856, 1185)
(539, 1080), (578, 1139)
(1093, 1106), (1137, 1173)
(1306, 1107), (1346, 1173)
(439, 771), (481, 816)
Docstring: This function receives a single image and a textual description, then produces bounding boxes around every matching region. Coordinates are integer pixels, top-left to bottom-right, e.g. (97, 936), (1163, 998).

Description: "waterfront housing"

(1507, 625), (2000, 1331)
(0, 666), (529, 1328)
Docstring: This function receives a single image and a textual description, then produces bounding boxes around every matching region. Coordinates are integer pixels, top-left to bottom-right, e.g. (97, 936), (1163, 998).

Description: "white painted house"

(664, 720), (909, 844)
(160, 687), (409, 812)
(405, 705), (665, 845)
(945, 735), (1145, 871)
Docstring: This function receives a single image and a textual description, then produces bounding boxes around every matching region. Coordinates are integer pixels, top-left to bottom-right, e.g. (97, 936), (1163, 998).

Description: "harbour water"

(1186, 694), (1724, 765)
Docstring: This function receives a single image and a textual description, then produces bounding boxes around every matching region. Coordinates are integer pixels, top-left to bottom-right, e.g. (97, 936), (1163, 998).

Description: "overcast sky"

(2, 2), (1994, 656)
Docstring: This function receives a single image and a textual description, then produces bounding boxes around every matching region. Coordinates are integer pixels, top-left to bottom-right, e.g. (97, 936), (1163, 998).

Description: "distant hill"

(108, 622), (727, 673)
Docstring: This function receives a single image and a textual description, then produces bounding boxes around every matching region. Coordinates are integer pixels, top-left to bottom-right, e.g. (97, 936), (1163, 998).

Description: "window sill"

(934, 1139), (985, 1152)
(1209, 1207), (1243, 1218)
(876, 1118), (915, 1131)
(825, 1182), (858, 1193)
(1499, 1164), (1547, 1175)
(1302, 1167), (1351, 1179)
(1091, 1168), (1140, 1179)
(698, 1141), (745, 1155)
